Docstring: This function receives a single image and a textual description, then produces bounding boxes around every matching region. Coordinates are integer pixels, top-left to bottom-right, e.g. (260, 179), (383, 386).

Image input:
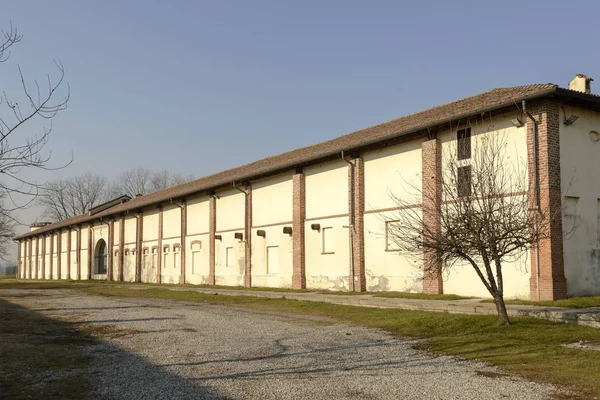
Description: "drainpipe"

(340, 151), (355, 292)
(523, 100), (541, 301)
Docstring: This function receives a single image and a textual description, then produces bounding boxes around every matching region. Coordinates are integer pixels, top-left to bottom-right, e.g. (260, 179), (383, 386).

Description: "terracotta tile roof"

(15, 83), (562, 240)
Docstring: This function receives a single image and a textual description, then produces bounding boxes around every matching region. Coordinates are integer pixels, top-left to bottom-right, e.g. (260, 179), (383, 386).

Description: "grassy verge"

(488, 297), (600, 309)
(67, 285), (600, 398)
(3, 278), (473, 300)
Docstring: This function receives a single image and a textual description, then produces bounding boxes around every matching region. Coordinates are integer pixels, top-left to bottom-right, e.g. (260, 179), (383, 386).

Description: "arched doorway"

(94, 239), (107, 275)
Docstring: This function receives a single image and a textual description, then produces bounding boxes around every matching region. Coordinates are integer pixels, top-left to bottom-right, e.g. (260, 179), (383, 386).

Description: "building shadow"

(0, 298), (231, 400)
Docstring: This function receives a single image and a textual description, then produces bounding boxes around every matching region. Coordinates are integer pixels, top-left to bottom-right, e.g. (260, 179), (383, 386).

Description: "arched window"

(94, 239), (107, 275)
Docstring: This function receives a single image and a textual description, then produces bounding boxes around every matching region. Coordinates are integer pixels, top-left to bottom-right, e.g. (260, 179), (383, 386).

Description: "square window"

(385, 221), (402, 251)
(457, 165), (472, 197)
(266, 246), (279, 274)
(322, 227), (334, 254)
(457, 128), (471, 160)
(226, 247), (234, 267)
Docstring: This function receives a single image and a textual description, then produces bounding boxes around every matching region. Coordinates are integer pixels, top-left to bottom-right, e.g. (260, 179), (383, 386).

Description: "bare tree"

(110, 167), (194, 198)
(387, 131), (558, 325)
(110, 167), (152, 198)
(36, 173), (109, 221)
(0, 24), (69, 258)
(150, 170), (194, 192)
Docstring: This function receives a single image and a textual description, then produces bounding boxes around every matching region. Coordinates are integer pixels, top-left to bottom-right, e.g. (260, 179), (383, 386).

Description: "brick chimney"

(569, 74), (593, 94)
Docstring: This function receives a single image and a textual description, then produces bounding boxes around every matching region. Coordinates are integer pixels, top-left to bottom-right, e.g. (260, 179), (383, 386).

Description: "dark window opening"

(457, 165), (472, 197)
(95, 239), (107, 275)
(457, 128), (471, 160)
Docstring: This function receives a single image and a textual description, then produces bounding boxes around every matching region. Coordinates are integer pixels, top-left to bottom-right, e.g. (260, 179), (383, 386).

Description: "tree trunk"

(493, 295), (511, 325)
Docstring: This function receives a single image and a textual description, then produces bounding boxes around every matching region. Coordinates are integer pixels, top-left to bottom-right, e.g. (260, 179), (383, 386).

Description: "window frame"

(457, 165), (472, 198)
(321, 227), (334, 255)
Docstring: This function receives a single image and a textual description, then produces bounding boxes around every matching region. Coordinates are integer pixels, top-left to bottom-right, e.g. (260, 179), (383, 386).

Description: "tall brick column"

(157, 206), (163, 284)
(119, 216), (125, 282)
(57, 231), (62, 280)
(209, 196), (216, 285)
(244, 187), (252, 288)
(292, 172), (306, 289)
(180, 201), (187, 285)
(136, 214), (143, 283)
(527, 100), (567, 300)
(351, 158), (366, 292)
(422, 138), (443, 294)
(66, 229), (71, 280)
(49, 234), (54, 280)
(108, 220), (114, 281)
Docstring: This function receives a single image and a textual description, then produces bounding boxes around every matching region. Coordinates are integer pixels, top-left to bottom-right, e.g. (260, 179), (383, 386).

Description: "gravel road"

(2, 289), (560, 399)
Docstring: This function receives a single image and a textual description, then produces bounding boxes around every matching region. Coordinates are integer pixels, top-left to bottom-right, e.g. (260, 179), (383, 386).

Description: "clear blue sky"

(2, 0), (599, 242)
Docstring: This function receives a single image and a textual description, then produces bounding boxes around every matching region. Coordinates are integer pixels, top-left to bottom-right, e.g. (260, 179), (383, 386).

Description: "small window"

(385, 221), (402, 251)
(457, 165), (472, 197)
(564, 196), (580, 235)
(226, 247), (234, 267)
(163, 247), (169, 269)
(266, 246), (279, 274)
(457, 128), (471, 160)
(173, 246), (181, 270)
(151, 248), (157, 269)
(322, 227), (334, 254)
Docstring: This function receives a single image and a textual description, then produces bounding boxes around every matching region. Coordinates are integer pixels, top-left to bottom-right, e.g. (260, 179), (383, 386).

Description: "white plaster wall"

(252, 173), (293, 227)
(80, 227), (89, 280)
(305, 217), (351, 290)
(251, 225), (293, 288)
(161, 238), (181, 284)
(216, 189), (245, 232)
(185, 234), (210, 284)
(123, 247), (136, 282)
(44, 236), (51, 279)
(305, 160), (348, 219)
(143, 209), (159, 241)
(560, 106), (600, 296)
(162, 204), (181, 240)
(113, 220), (121, 245)
(124, 216), (137, 245)
(364, 210), (423, 292)
(215, 233), (245, 287)
(439, 113), (530, 299)
(364, 139), (423, 212)
(187, 195), (210, 235)
(140, 240), (158, 283)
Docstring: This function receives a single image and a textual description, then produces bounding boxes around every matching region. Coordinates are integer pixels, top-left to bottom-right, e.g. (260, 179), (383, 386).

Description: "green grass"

(498, 296), (600, 309)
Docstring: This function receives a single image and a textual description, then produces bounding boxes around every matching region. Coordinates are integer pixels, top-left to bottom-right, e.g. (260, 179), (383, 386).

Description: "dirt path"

(0, 288), (561, 399)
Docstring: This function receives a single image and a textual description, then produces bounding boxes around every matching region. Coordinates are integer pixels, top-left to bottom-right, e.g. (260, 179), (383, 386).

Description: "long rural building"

(14, 74), (600, 300)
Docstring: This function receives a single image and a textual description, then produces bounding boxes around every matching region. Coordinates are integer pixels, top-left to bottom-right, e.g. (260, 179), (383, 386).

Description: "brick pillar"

(351, 158), (366, 292)
(157, 206), (163, 284)
(108, 220), (114, 281)
(57, 231), (62, 280)
(209, 196), (216, 285)
(527, 100), (567, 301)
(244, 187), (252, 288)
(422, 138), (443, 294)
(49, 234), (54, 280)
(180, 201), (187, 285)
(119, 216), (125, 282)
(136, 213), (143, 283)
(66, 230), (71, 280)
(76, 226), (82, 280)
(41, 236), (46, 280)
(87, 226), (93, 279)
(292, 173), (306, 289)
